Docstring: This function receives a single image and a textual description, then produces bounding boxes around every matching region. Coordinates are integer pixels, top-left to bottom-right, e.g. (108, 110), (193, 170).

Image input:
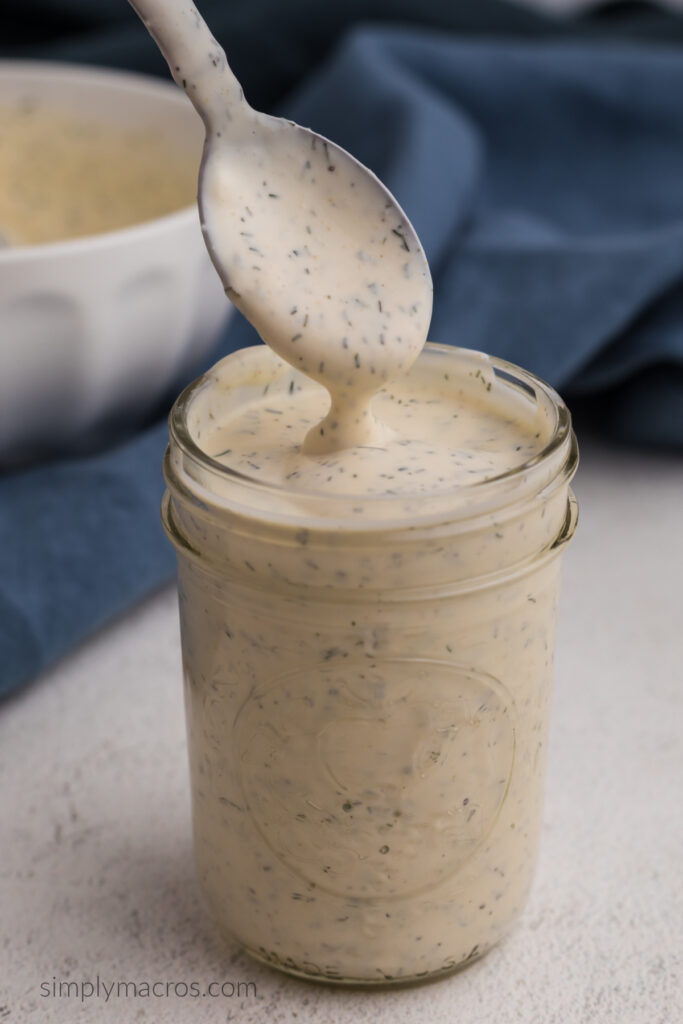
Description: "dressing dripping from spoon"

(128, 0), (432, 454)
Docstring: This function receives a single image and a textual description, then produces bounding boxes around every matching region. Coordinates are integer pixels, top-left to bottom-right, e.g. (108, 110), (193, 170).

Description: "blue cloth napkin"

(2, 3), (683, 699)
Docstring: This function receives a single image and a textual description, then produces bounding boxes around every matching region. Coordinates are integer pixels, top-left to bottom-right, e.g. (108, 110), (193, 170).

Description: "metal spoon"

(129, 0), (432, 448)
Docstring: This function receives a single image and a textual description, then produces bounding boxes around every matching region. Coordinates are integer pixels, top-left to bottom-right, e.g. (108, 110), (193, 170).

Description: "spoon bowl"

(201, 115), (432, 393)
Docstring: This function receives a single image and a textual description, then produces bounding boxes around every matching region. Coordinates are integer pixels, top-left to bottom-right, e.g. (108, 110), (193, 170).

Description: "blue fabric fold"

(278, 31), (683, 404)
(2, 6), (683, 698)
(0, 421), (172, 692)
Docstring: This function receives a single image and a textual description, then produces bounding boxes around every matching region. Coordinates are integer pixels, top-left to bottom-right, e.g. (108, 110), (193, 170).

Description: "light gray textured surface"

(1, 437), (682, 1023)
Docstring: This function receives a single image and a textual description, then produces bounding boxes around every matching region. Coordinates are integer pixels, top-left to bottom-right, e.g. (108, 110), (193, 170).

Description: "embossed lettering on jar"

(163, 343), (578, 985)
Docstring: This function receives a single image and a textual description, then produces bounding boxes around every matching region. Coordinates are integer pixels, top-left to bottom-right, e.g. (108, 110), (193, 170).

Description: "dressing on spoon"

(129, 0), (432, 453)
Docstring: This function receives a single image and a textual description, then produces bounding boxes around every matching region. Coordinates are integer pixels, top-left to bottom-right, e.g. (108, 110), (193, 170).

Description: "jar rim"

(167, 343), (577, 531)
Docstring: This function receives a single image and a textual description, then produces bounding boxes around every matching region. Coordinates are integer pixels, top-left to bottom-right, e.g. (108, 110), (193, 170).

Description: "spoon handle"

(128, 0), (251, 128)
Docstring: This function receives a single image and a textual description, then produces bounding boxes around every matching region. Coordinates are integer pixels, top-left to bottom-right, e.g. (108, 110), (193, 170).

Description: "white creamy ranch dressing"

(167, 346), (575, 984)
(133, 0), (431, 452)
(202, 139), (431, 454)
(143, 0), (578, 986)
(201, 352), (549, 497)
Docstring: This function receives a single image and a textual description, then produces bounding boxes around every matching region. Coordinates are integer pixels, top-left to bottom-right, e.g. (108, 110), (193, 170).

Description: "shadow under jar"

(162, 343), (578, 986)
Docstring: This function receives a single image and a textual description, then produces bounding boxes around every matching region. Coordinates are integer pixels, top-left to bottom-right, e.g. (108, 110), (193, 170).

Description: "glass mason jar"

(162, 343), (578, 986)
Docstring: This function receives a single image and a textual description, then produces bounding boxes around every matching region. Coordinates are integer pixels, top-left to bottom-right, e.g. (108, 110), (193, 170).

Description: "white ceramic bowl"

(0, 61), (231, 465)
